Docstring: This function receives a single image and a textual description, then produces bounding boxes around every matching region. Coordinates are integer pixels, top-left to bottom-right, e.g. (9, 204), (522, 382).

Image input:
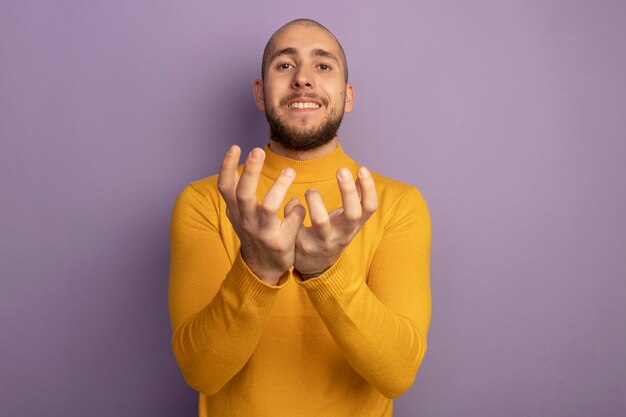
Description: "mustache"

(280, 93), (328, 107)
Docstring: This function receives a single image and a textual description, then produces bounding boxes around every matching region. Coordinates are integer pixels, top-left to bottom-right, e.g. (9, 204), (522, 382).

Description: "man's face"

(254, 24), (354, 151)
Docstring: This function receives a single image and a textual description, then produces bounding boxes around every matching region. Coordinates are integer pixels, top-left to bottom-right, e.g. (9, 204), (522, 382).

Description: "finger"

(259, 168), (296, 225)
(283, 196), (300, 218)
(356, 167), (378, 219)
(336, 168), (362, 228)
(217, 145), (241, 209)
(281, 199), (306, 236)
(328, 207), (344, 222)
(234, 167), (241, 190)
(304, 188), (331, 238)
(236, 148), (265, 217)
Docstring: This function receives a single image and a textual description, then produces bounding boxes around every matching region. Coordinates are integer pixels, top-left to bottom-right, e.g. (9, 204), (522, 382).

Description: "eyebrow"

(270, 47), (340, 65)
(312, 48), (340, 63)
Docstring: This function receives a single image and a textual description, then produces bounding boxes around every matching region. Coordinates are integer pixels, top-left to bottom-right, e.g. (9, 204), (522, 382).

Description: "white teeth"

(289, 102), (321, 109)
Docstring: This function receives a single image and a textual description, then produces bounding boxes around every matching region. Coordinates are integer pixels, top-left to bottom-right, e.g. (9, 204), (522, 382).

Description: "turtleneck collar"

(262, 141), (359, 184)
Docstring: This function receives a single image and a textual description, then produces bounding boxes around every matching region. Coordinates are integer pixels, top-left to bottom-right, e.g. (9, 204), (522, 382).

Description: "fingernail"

(338, 168), (351, 180)
(282, 168), (295, 177)
(359, 167), (370, 178)
(250, 148), (263, 161)
(227, 145), (238, 154)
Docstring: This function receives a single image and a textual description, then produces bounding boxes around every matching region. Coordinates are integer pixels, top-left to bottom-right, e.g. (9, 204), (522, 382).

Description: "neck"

(268, 138), (339, 160)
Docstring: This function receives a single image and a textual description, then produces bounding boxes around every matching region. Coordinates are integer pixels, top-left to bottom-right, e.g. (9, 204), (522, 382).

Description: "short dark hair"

(261, 19), (349, 83)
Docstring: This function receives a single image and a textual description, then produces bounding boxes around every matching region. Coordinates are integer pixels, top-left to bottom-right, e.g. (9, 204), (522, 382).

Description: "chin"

(266, 106), (343, 151)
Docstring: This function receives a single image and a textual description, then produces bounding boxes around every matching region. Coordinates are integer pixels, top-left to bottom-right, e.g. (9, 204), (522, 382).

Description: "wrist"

(297, 267), (330, 280)
(240, 249), (288, 286)
(251, 266), (288, 286)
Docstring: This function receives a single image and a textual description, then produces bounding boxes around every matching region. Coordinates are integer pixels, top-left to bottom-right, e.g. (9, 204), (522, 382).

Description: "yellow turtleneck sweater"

(169, 142), (431, 417)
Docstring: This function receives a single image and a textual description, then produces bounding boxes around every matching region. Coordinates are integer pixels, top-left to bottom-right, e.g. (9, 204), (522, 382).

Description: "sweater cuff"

(225, 250), (289, 306)
(294, 254), (351, 304)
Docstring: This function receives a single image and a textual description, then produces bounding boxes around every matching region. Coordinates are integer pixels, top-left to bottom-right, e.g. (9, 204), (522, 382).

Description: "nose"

(292, 66), (314, 89)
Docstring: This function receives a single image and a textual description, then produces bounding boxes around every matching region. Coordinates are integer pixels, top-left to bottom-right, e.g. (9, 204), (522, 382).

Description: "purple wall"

(2, 1), (625, 416)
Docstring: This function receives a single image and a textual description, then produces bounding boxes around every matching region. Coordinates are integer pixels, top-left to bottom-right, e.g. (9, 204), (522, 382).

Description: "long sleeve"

(296, 186), (432, 398)
(169, 145), (431, 416)
(168, 183), (286, 395)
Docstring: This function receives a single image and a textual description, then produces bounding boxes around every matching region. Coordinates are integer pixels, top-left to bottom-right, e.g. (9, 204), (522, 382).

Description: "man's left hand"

(292, 166), (378, 278)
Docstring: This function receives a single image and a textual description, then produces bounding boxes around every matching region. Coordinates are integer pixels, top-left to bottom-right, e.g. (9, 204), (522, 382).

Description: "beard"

(265, 93), (344, 151)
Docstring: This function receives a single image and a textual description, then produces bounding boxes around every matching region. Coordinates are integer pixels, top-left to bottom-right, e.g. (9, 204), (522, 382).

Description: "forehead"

(269, 24), (341, 58)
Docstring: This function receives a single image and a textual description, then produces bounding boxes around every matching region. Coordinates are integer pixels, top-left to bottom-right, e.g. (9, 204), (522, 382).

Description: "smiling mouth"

(288, 101), (322, 109)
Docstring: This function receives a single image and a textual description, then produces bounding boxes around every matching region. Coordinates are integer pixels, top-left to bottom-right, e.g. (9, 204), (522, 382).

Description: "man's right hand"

(217, 145), (306, 285)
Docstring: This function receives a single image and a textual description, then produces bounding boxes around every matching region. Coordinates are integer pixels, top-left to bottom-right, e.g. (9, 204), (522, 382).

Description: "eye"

(318, 63), (331, 71)
(277, 63), (294, 70)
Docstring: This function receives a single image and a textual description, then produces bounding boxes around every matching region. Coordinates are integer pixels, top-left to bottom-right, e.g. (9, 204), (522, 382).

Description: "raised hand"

(293, 166), (378, 278)
(217, 145), (305, 285)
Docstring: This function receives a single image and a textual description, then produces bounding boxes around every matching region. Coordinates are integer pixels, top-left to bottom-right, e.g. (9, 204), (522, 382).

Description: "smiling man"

(168, 19), (432, 417)
(256, 23), (352, 154)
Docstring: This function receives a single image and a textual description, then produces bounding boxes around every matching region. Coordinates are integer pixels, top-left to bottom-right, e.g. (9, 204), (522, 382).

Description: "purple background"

(2, 1), (625, 416)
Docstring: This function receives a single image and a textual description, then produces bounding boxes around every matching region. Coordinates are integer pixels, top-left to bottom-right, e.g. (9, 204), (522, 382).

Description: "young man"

(169, 19), (432, 417)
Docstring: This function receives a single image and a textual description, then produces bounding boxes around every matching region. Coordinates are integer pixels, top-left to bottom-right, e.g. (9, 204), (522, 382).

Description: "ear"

(344, 83), (355, 112)
(253, 79), (265, 112)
